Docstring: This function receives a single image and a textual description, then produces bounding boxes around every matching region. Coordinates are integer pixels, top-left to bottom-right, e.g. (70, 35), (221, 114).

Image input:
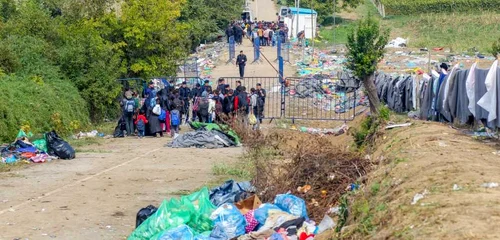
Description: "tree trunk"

(363, 73), (380, 115)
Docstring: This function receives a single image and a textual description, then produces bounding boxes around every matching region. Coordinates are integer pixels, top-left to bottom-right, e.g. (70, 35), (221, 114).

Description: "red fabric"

(299, 232), (315, 240)
(165, 110), (171, 133)
(234, 96), (239, 111)
(135, 114), (148, 125)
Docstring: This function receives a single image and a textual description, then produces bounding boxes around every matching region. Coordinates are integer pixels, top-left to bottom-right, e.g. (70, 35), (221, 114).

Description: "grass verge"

(318, 0), (500, 52)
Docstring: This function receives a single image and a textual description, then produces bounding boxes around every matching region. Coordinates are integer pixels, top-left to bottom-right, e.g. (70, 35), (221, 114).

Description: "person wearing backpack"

(234, 86), (249, 124)
(149, 98), (163, 137)
(123, 93), (136, 136)
(223, 89), (236, 121)
(197, 92), (210, 123)
(256, 83), (266, 124)
(135, 109), (148, 138)
(170, 108), (181, 138)
(250, 88), (260, 130)
(179, 82), (191, 124)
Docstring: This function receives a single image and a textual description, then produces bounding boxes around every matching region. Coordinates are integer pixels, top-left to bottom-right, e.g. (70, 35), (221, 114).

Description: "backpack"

(150, 98), (156, 108)
(137, 119), (145, 131)
(257, 96), (265, 108)
(125, 100), (135, 113)
(171, 110), (180, 126)
(199, 98), (209, 116)
(238, 94), (248, 111)
(158, 109), (166, 121)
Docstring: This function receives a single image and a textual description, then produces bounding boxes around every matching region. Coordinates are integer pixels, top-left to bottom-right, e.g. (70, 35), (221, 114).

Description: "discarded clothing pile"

(375, 73), (416, 113)
(167, 122), (241, 149)
(1, 130), (74, 164)
(129, 180), (334, 240)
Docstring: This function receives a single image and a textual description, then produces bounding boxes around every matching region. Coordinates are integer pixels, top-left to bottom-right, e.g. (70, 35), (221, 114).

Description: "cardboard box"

(235, 195), (262, 215)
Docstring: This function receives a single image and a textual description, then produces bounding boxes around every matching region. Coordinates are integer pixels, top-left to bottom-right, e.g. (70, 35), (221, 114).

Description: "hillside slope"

(344, 120), (500, 239)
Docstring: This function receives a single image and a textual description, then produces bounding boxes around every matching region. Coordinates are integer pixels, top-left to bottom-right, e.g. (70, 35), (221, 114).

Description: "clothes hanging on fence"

(376, 60), (500, 130)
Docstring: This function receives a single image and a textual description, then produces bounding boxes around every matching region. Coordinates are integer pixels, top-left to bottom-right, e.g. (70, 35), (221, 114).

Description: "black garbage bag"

(113, 118), (126, 138)
(209, 180), (255, 207)
(46, 130), (76, 159)
(135, 205), (158, 228)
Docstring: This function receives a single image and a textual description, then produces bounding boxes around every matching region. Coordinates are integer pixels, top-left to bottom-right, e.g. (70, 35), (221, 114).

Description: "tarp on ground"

(189, 122), (241, 144)
(168, 130), (237, 149)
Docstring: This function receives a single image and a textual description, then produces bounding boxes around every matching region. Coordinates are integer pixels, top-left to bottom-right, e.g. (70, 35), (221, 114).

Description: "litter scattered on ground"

(385, 123), (412, 129)
(74, 130), (105, 139)
(276, 123), (349, 136)
(411, 189), (429, 205)
(481, 182), (499, 188)
(452, 184), (462, 191)
(1, 129), (74, 164)
(386, 37), (407, 48)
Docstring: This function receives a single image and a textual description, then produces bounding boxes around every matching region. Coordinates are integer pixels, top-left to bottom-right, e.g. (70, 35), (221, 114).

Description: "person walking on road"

(236, 51), (247, 79)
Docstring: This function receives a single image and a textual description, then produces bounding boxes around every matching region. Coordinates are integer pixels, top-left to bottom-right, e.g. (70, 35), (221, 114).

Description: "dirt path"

(0, 138), (242, 239)
(0, 2), (283, 240)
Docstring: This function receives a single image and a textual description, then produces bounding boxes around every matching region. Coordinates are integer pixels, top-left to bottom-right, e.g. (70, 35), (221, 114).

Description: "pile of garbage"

(1, 130), (75, 164)
(129, 180), (335, 240)
(167, 122), (241, 149)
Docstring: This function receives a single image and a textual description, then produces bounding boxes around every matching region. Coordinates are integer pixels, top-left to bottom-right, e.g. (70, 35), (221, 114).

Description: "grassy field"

(318, 0), (500, 53)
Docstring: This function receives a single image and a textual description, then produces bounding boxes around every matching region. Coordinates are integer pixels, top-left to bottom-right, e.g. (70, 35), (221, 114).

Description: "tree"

(296, 0), (362, 25)
(346, 15), (389, 115)
(119, 0), (190, 77)
(492, 37), (500, 59)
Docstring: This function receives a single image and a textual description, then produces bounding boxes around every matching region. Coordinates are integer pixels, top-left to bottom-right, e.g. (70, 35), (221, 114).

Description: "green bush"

(0, 75), (89, 143)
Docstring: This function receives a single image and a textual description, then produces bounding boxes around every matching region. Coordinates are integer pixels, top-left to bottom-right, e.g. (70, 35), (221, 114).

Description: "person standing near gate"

(256, 83), (266, 124)
(179, 82), (191, 124)
(236, 51), (247, 79)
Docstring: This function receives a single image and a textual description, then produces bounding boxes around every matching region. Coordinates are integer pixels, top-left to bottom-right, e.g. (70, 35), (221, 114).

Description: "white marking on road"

(0, 148), (161, 215)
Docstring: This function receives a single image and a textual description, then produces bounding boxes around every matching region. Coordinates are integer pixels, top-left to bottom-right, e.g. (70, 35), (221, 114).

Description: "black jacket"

(179, 87), (191, 101)
(237, 54), (247, 66)
(223, 95), (235, 114)
(225, 27), (234, 37)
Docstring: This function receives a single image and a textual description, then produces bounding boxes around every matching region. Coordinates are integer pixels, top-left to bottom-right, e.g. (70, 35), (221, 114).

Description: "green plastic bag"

(128, 187), (216, 240)
(16, 129), (33, 139)
(33, 139), (48, 153)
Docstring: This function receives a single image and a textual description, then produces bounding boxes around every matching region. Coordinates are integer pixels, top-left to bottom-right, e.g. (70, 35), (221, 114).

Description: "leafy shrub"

(0, 75), (89, 142)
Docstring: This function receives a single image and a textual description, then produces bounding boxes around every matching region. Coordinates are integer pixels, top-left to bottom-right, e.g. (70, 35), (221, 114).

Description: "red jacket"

(135, 115), (148, 125)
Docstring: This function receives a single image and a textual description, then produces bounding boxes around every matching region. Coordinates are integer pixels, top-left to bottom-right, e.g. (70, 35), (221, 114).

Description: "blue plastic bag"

(274, 194), (309, 219)
(210, 204), (246, 238)
(155, 224), (194, 240)
(254, 203), (283, 225)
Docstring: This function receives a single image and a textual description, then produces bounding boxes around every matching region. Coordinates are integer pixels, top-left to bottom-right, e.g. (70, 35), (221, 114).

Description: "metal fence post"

(279, 56), (285, 118)
(227, 36), (235, 64)
(253, 37), (260, 63)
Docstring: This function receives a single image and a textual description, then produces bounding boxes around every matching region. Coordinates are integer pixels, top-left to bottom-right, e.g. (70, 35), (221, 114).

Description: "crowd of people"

(120, 78), (267, 138)
(225, 20), (289, 47)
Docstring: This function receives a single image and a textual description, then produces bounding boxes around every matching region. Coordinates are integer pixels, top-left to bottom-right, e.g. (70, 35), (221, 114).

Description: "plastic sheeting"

(167, 130), (236, 149)
(209, 180), (255, 207)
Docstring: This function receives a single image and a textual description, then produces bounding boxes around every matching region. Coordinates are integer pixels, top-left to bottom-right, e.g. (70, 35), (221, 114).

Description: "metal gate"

(220, 76), (360, 121)
(284, 77), (359, 121)
(222, 77), (283, 120)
